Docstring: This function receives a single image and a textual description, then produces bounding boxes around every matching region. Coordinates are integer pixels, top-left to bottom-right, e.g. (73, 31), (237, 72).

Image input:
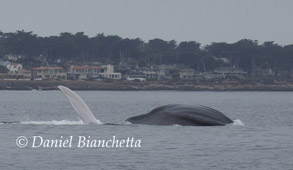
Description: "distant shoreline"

(1, 80), (293, 91)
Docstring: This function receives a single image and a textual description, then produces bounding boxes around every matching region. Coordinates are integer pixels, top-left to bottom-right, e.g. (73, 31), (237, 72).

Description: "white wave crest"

(124, 121), (132, 125)
(232, 119), (245, 126)
(20, 120), (84, 125)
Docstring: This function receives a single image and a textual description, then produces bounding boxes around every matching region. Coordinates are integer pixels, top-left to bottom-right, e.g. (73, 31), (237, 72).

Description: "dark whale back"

(126, 104), (233, 126)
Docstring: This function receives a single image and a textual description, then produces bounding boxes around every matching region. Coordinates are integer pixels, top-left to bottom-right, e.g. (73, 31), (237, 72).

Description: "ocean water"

(0, 90), (293, 170)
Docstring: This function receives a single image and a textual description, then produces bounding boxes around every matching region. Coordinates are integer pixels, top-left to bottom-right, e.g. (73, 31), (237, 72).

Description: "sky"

(0, 0), (292, 45)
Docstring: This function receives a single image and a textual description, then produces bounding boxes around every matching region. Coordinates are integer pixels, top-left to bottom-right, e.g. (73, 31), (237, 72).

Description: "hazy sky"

(0, 0), (292, 45)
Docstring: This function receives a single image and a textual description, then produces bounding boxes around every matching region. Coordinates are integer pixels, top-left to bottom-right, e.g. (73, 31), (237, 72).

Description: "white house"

(68, 64), (122, 80)
(99, 65), (122, 80)
(67, 65), (102, 80)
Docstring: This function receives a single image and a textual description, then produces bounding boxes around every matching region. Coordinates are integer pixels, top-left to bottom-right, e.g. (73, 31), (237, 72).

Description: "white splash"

(232, 119), (245, 126)
(124, 121), (132, 125)
(20, 120), (84, 125)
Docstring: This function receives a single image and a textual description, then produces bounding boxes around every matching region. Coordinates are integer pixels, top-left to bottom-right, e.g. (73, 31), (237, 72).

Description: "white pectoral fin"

(58, 86), (101, 124)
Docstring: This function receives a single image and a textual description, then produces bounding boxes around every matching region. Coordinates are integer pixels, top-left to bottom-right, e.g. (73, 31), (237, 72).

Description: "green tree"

(177, 41), (202, 69)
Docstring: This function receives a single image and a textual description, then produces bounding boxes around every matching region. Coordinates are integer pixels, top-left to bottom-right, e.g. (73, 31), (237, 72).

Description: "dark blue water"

(1, 90), (293, 170)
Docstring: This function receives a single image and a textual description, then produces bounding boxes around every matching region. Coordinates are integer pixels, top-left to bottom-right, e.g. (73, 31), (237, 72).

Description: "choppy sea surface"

(0, 90), (293, 170)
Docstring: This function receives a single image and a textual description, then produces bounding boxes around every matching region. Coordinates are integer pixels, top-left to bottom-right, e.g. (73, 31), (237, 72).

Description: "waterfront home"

(67, 65), (103, 80)
(179, 69), (196, 80)
(99, 65), (122, 80)
(0, 69), (31, 80)
(33, 66), (67, 80)
(158, 65), (176, 80)
(140, 67), (159, 80)
(139, 65), (176, 80)
(203, 72), (225, 79)
(68, 64), (121, 80)
(19, 69), (31, 79)
(214, 67), (247, 79)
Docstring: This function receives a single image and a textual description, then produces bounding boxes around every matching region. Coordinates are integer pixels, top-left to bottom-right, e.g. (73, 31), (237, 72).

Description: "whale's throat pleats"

(58, 86), (101, 124)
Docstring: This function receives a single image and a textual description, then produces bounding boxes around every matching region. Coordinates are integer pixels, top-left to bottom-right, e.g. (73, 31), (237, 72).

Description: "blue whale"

(58, 86), (233, 126)
(126, 104), (233, 126)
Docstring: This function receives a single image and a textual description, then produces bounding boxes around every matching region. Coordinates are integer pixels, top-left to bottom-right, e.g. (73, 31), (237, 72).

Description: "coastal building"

(138, 65), (176, 80)
(140, 67), (159, 80)
(67, 65), (103, 80)
(203, 72), (225, 79)
(99, 65), (122, 80)
(0, 61), (31, 80)
(180, 69), (196, 80)
(116, 63), (139, 74)
(158, 64), (176, 80)
(19, 69), (32, 79)
(33, 66), (67, 80)
(0, 69), (31, 80)
(68, 64), (121, 80)
(214, 67), (247, 79)
(158, 69), (167, 80)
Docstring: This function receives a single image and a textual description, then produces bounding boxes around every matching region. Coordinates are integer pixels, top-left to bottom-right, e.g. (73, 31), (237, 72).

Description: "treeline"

(0, 30), (293, 74)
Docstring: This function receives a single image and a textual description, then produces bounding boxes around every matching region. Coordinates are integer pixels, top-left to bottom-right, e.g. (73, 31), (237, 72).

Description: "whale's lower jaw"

(126, 104), (233, 126)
